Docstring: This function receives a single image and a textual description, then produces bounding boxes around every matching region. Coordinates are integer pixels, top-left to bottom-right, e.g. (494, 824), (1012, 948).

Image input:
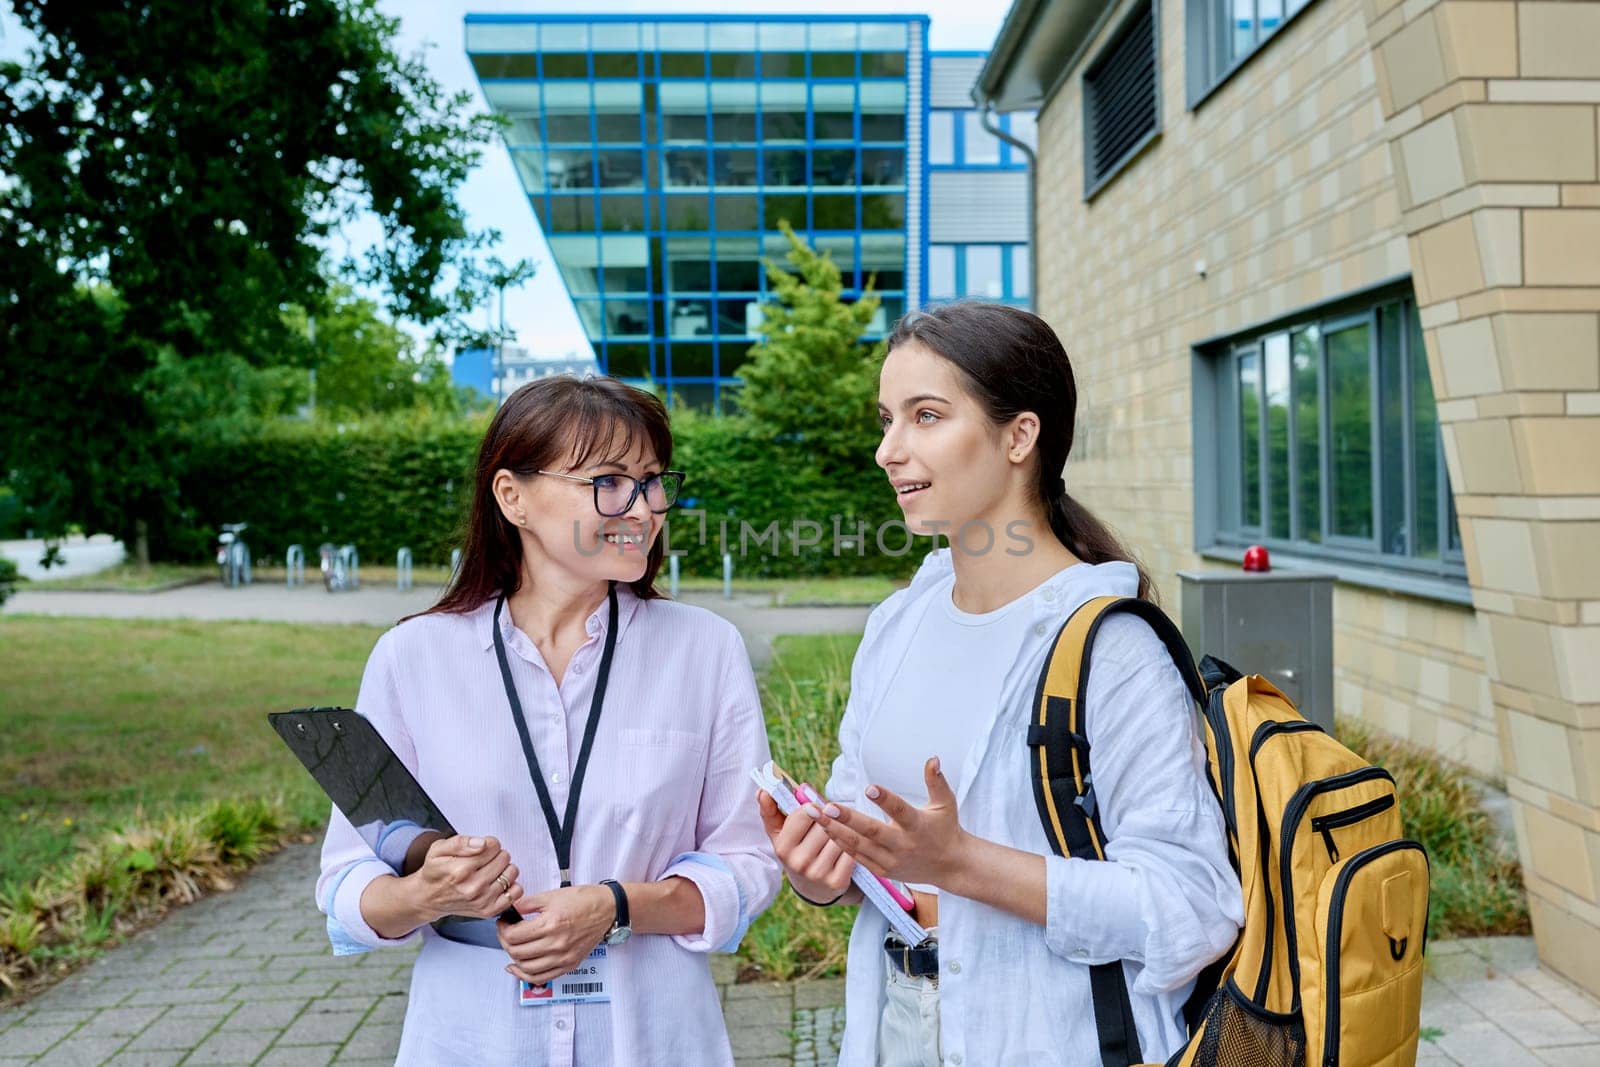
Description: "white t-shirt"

(859, 569), (1059, 891)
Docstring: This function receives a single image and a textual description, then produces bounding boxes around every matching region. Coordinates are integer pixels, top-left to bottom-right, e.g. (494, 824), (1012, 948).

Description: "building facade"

(466, 16), (1035, 409)
(451, 345), (601, 402)
(928, 51), (1036, 305)
(467, 14), (928, 411)
(978, 0), (1600, 996)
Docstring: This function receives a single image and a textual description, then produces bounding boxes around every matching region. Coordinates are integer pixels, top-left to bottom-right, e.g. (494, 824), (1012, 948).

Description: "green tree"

(0, 0), (503, 564)
(737, 222), (884, 457)
(288, 284), (473, 421)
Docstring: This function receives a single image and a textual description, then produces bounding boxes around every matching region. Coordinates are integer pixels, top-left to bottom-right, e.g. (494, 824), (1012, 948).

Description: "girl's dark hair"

(420, 375), (673, 619)
(886, 301), (1156, 601)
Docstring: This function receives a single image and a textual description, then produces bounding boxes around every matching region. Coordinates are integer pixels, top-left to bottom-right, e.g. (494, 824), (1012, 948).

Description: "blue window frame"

(927, 108), (1031, 169)
(927, 243), (1029, 305)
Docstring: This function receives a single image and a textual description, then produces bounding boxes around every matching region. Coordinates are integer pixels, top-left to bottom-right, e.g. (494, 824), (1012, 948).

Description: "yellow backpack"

(1029, 596), (1430, 1067)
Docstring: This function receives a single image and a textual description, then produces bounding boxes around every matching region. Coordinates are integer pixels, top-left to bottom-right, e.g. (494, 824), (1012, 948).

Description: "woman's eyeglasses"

(535, 469), (686, 517)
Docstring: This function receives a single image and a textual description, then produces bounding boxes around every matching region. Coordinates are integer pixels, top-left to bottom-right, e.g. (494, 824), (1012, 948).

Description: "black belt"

(884, 934), (939, 979)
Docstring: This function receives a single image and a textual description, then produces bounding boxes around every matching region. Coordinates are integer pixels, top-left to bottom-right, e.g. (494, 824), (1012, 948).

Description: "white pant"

(877, 966), (941, 1067)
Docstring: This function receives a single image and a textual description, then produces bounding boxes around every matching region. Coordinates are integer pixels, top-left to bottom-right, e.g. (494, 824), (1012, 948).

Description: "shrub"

(0, 556), (17, 608)
(165, 408), (919, 580)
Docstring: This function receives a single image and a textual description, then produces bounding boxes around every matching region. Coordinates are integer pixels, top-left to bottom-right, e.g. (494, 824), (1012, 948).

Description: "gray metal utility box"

(1177, 569), (1335, 732)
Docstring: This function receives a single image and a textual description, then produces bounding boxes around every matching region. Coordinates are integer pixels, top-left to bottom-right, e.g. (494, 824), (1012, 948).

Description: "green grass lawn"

(0, 615), (381, 891)
(676, 575), (903, 607)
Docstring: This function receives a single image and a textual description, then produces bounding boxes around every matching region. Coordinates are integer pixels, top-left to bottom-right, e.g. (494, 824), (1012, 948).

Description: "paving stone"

(124, 985), (234, 1008)
(1536, 1047), (1600, 1067)
(0, 1021), (78, 1056)
(274, 1009), (364, 1047)
(161, 1001), (235, 1021)
(105, 1051), (186, 1066)
(725, 982), (794, 1004)
(1514, 968), (1600, 1025)
(184, 1029), (277, 1065)
(1421, 982), (1487, 1031)
(729, 1022), (793, 1059)
(258, 1046), (338, 1067)
(122, 1011), (222, 1052)
(17, 1005), (95, 1028)
(212, 998), (309, 1031)
(33, 1035), (128, 1067)
(1496, 1008), (1596, 1049)
(794, 977), (845, 1010)
(1430, 1019), (1544, 1066)
(1452, 972), (1551, 1016)
(335, 1019), (402, 1060)
(72, 1005), (168, 1040)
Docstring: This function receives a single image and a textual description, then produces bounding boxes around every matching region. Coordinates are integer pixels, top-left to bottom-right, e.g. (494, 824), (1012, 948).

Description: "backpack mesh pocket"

(1183, 978), (1305, 1067)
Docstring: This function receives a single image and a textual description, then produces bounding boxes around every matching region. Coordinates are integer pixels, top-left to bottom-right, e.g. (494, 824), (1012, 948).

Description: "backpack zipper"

(1309, 795), (1395, 862)
(1243, 718), (1316, 1003)
(1322, 840), (1427, 1067)
(1250, 718), (1321, 760)
(1279, 765), (1395, 995)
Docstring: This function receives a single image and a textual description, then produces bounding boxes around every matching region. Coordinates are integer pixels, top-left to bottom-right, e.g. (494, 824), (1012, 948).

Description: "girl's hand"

(812, 757), (974, 890)
(757, 788), (855, 903)
(497, 884), (615, 986)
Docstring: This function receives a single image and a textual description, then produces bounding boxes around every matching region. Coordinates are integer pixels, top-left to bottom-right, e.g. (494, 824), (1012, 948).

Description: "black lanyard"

(491, 582), (619, 887)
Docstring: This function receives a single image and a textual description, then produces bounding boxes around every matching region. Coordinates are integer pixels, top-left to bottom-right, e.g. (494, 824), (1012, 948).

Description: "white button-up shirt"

(827, 551), (1243, 1066)
(315, 586), (781, 1066)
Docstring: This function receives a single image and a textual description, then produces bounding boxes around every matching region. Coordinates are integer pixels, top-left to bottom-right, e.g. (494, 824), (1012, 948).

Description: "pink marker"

(796, 783), (917, 913)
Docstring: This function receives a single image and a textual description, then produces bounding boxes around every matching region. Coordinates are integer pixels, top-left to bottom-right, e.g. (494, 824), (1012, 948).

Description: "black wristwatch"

(600, 879), (631, 944)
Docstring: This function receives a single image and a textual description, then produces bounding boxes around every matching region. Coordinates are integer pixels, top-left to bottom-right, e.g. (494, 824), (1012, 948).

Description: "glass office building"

(468, 15), (928, 410)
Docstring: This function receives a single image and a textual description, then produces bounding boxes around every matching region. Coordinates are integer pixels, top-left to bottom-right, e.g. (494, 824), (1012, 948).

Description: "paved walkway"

(0, 844), (845, 1066)
(0, 841), (1594, 1066)
(0, 535), (125, 581)
(2, 583), (872, 668)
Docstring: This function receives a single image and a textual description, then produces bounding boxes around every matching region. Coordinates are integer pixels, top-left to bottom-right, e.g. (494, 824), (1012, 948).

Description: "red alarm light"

(1242, 544), (1271, 572)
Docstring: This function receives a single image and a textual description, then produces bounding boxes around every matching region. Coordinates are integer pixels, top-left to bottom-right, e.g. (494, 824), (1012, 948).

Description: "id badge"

(518, 944), (611, 1005)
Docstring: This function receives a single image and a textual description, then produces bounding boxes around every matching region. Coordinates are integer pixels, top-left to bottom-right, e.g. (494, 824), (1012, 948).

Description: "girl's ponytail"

(889, 301), (1157, 603)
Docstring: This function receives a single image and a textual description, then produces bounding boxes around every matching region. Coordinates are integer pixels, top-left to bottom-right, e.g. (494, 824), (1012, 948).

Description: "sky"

(1, 1), (1012, 359)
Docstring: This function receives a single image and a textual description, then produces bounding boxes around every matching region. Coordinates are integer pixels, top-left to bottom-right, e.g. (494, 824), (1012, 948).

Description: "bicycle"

(216, 523), (252, 587)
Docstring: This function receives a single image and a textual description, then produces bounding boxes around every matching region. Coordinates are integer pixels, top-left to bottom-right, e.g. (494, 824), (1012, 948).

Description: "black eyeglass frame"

(534, 469), (686, 517)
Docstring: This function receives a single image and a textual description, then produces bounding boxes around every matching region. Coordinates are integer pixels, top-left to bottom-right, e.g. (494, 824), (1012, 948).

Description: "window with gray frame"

(1083, 0), (1160, 198)
(1186, 0), (1316, 107)
(1205, 289), (1464, 583)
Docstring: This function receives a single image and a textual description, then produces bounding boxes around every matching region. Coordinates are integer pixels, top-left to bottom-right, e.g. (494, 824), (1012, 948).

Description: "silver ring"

(495, 873), (511, 894)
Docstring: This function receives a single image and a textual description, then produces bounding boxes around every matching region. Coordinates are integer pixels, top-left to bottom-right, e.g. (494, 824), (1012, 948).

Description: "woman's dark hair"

(421, 375), (674, 618)
(886, 301), (1156, 601)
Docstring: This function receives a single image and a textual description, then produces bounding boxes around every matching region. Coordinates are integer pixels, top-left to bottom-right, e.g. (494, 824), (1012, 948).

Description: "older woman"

(316, 375), (781, 1065)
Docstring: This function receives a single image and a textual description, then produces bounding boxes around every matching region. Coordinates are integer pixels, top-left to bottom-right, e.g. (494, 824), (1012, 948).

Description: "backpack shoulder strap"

(1026, 595), (1205, 1067)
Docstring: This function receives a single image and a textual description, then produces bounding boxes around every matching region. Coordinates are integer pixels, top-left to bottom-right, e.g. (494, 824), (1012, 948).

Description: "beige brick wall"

(1356, 0), (1600, 995)
(1033, 0), (1497, 771)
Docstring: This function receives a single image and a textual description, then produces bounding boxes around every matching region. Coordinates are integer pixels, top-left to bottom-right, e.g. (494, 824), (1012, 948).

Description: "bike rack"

(396, 547), (413, 592)
(285, 544), (305, 588)
(723, 552), (733, 600)
(669, 554), (680, 598)
(450, 547), (462, 580)
(318, 542), (360, 592)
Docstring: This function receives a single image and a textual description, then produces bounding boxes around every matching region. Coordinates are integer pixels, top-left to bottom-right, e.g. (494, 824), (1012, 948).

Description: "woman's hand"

(498, 884), (615, 986)
(812, 757), (975, 891)
(410, 834), (521, 922)
(757, 788), (856, 904)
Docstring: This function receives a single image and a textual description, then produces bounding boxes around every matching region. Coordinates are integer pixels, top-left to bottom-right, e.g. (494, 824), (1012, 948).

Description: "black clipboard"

(269, 706), (518, 949)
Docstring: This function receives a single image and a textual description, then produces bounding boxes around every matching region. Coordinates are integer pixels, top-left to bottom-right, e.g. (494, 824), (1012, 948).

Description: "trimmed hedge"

(164, 412), (917, 579)
(164, 416), (484, 566)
